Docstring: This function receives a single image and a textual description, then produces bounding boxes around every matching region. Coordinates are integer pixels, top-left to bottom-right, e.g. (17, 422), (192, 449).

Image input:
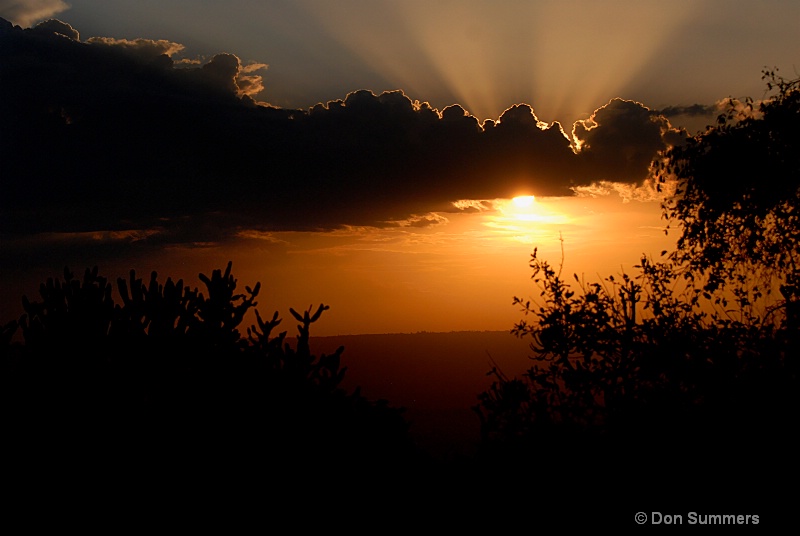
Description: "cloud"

(0, 228), (162, 271)
(658, 104), (716, 118)
(0, 18), (684, 250)
(655, 99), (764, 135)
(200, 53), (240, 90)
(237, 62), (268, 97)
(235, 229), (288, 244)
(572, 177), (673, 203)
(30, 16), (77, 39)
(0, 0), (69, 28)
(384, 213), (449, 228)
(451, 199), (493, 212)
(86, 37), (185, 62)
(573, 98), (682, 183)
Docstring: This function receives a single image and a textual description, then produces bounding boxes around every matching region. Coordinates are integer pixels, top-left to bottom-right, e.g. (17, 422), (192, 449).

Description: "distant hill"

(310, 330), (532, 459)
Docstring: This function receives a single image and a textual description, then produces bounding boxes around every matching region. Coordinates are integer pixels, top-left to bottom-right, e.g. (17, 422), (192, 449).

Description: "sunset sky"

(2, 0), (799, 335)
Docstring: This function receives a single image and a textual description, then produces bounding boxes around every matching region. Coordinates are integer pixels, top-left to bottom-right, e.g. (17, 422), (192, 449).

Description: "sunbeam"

(292, 0), (697, 124)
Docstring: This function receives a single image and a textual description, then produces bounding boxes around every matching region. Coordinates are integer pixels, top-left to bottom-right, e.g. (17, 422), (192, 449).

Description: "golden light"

(512, 195), (535, 209)
(505, 196), (554, 223)
(222, 196), (676, 336)
(480, 196), (572, 245)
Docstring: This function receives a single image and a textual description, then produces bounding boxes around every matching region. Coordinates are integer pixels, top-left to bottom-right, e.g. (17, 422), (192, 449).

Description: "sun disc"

(512, 195), (535, 209)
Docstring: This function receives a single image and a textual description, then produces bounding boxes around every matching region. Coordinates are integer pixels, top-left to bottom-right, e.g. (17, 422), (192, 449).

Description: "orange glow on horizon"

(215, 194), (675, 335)
(0, 195), (675, 338)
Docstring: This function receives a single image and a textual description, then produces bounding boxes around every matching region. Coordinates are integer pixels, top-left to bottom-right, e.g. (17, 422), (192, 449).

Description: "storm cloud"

(1, 18), (686, 247)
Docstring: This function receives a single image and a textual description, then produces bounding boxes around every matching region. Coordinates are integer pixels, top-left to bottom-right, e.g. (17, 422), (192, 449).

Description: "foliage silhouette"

(657, 69), (800, 318)
(475, 73), (800, 501)
(474, 249), (798, 510)
(3, 262), (414, 485)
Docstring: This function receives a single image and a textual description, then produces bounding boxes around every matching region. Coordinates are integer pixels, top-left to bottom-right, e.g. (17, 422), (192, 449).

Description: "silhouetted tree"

(658, 69), (800, 323)
(475, 73), (800, 500)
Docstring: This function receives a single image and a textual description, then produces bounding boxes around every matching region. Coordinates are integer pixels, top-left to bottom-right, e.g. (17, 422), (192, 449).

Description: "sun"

(483, 196), (570, 243)
(512, 195), (535, 209)
(510, 196), (538, 221)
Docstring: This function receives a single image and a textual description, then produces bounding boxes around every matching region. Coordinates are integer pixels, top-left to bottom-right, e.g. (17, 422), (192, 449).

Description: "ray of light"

(292, 0), (701, 123)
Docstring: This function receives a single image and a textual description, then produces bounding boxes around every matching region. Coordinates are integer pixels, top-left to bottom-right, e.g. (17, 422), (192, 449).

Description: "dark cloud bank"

(1, 18), (693, 250)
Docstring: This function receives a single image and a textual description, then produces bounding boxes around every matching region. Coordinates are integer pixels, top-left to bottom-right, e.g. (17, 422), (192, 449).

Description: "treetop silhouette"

(658, 69), (800, 298)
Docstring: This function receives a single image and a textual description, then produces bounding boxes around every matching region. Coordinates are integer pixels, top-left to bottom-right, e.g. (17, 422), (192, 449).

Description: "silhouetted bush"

(3, 262), (414, 486)
(473, 250), (799, 514)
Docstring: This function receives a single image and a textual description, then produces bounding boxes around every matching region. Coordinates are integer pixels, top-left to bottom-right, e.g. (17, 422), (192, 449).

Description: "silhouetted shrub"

(473, 249), (799, 512)
(3, 262), (414, 485)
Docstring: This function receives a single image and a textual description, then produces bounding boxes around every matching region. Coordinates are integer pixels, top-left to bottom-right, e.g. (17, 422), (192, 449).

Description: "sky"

(1, 0), (798, 335)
